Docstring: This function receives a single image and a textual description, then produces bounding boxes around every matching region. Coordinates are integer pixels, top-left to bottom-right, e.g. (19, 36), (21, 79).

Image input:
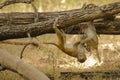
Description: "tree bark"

(0, 49), (50, 80)
(0, 2), (120, 41)
(0, 3), (120, 26)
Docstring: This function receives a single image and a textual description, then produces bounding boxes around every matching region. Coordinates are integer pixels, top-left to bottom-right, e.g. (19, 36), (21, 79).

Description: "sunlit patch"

(84, 55), (97, 68)
(61, 0), (66, 3)
(117, 42), (120, 46)
(38, 7), (43, 12)
(58, 55), (103, 69)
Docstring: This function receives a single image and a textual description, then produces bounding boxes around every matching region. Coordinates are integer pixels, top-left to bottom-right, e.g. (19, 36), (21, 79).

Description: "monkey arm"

(81, 21), (98, 44)
(95, 49), (101, 62)
(80, 36), (93, 44)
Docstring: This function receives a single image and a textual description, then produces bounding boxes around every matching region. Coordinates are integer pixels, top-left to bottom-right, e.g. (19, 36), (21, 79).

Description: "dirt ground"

(0, 34), (120, 80)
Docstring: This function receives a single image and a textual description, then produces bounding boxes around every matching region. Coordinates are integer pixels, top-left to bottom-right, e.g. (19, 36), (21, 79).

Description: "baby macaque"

(80, 21), (101, 62)
(45, 17), (87, 63)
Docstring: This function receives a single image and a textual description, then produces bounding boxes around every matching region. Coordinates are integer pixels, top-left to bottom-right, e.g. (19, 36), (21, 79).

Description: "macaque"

(80, 21), (101, 62)
(45, 18), (87, 63)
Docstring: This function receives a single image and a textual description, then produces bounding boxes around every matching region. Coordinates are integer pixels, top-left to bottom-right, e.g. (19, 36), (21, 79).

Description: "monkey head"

(77, 44), (87, 63)
(77, 52), (87, 63)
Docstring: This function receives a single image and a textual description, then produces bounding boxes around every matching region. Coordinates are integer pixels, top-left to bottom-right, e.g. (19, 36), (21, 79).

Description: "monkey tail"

(20, 42), (39, 59)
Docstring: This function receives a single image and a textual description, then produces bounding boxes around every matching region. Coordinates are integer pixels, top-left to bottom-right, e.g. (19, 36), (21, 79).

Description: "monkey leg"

(53, 18), (66, 47)
(95, 49), (101, 62)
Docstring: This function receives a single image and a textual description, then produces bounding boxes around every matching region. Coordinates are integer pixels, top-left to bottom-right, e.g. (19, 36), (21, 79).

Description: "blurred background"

(0, 0), (120, 80)
(0, 0), (119, 12)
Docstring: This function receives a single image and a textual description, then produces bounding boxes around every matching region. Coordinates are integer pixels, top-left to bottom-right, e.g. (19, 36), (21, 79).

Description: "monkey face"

(77, 44), (87, 63)
(77, 52), (87, 63)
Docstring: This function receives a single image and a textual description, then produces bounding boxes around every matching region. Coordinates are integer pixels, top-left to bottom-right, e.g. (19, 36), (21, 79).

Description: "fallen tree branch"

(0, 17), (120, 41)
(0, 49), (50, 80)
(0, 2), (119, 41)
(60, 70), (120, 80)
(0, 3), (119, 26)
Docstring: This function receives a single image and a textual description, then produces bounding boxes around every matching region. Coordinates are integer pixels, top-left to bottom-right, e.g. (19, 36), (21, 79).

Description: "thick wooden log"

(60, 70), (120, 80)
(0, 49), (50, 80)
(0, 2), (120, 41)
(0, 6), (119, 26)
